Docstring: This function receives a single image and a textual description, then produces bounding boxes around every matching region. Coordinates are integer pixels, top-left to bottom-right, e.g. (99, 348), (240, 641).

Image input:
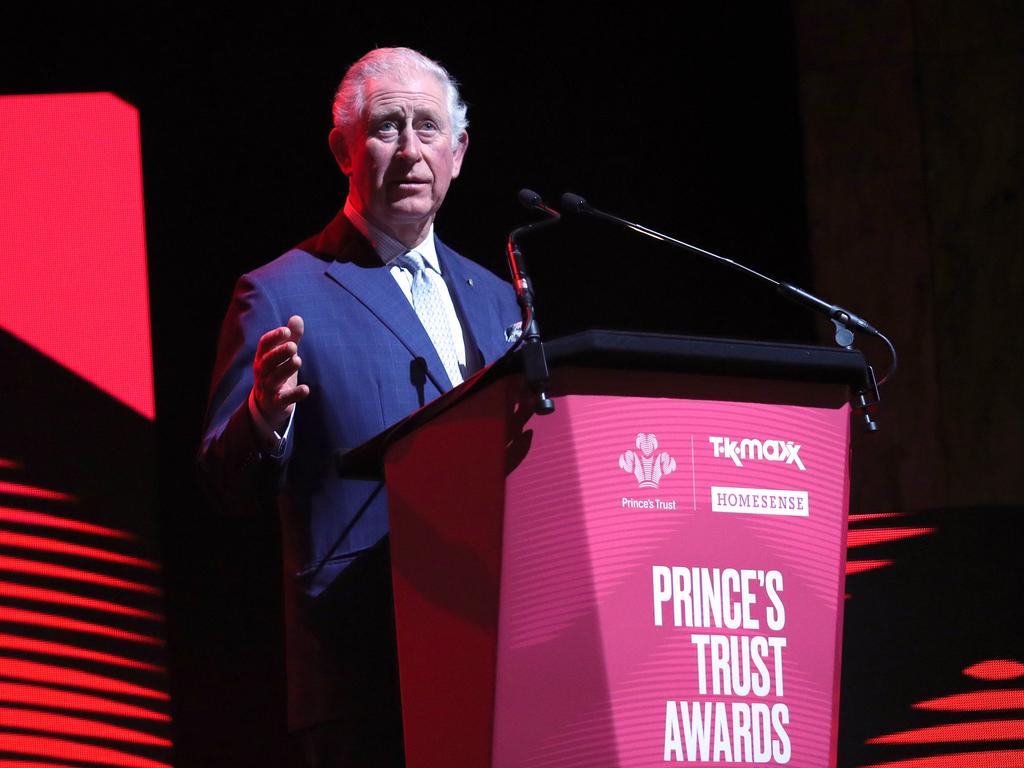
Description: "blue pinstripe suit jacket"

(199, 209), (520, 731)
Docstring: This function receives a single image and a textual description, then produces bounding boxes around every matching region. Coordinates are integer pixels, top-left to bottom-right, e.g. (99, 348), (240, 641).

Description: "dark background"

(3, 3), (1021, 766)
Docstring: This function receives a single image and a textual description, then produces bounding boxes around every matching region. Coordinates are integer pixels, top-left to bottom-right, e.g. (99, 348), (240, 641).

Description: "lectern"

(354, 330), (865, 768)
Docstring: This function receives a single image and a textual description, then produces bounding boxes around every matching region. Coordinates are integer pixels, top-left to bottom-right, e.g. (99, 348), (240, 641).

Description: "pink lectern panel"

(387, 381), (512, 768)
(491, 390), (850, 768)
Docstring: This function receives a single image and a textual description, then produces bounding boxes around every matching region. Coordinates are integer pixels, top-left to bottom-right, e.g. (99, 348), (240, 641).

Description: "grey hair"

(332, 47), (468, 149)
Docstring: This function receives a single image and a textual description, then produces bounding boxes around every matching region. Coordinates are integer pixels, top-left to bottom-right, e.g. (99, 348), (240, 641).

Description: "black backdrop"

(3, 5), (905, 766)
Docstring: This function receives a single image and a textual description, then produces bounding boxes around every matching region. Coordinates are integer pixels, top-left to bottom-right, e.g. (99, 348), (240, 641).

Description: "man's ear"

(451, 130), (469, 179)
(328, 127), (353, 175)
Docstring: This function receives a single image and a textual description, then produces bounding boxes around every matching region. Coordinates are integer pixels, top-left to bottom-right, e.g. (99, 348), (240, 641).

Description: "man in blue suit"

(199, 47), (520, 766)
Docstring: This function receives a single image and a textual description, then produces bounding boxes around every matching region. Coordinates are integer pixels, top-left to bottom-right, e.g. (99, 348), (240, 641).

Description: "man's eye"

(377, 120), (399, 133)
(418, 121), (438, 132)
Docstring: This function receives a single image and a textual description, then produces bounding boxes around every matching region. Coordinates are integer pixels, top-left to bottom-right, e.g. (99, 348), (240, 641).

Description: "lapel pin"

(466, 278), (474, 287)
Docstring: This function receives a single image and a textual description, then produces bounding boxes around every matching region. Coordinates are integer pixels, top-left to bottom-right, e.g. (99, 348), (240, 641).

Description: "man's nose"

(395, 126), (423, 162)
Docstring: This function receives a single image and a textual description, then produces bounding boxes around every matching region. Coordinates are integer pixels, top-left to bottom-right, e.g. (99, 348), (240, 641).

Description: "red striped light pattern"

(1, 461), (170, 766)
(915, 690), (1024, 712)
(0, 506), (133, 539)
(0, 636), (164, 672)
(846, 559), (893, 575)
(0, 708), (171, 747)
(0, 482), (74, 502)
(0, 735), (170, 768)
(0, 606), (162, 645)
(0, 682), (169, 721)
(966, 660), (1024, 681)
(847, 527), (934, 548)
(0, 583), (161, 620)
(847, 512), (907, 522)
(846, 511), (934, 582)
(860, 751), (1024, 768)
(0, 555), (160, 594)
(862, 658), (1024, 767)
(868, 719), (1024, 744)
(0, 531), (159, 570)
(0, 658), (168, 700)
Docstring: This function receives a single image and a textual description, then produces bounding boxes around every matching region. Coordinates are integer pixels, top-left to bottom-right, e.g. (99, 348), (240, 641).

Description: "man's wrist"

(247, 389), (292, 457)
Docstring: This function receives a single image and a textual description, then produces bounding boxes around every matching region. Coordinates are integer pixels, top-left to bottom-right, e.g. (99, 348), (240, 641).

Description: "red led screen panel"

(0, 92), (154, 421)
(1, 93), (171, 767)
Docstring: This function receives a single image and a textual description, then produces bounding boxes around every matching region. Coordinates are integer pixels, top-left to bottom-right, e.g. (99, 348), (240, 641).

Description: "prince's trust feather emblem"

(618, 433), (677, 488)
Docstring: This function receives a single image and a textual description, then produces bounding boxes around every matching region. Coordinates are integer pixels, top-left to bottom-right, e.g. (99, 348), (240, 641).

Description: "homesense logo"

(708, 436), (806, 471)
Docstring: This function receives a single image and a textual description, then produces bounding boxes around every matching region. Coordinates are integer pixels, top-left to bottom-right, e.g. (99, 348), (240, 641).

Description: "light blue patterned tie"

(397, 250), (463, 387)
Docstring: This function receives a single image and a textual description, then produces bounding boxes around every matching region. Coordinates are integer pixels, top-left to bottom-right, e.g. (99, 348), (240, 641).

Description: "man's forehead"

(364, 75), (446, 115)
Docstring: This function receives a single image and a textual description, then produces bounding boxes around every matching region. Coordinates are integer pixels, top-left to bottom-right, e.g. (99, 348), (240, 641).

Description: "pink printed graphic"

(491, 393), (851, 767)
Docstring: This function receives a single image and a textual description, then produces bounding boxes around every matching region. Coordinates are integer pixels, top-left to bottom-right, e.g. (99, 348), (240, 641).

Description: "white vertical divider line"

(690, 434), (697, 511)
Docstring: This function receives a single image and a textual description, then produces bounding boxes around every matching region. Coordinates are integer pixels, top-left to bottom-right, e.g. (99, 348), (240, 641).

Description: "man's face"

(331, 73), (468, 245)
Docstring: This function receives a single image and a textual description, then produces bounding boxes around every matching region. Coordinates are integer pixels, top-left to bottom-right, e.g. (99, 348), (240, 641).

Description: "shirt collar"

(343, 198), (441, 273)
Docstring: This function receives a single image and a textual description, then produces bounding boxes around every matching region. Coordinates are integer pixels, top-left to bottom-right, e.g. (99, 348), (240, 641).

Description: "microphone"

(518, 188), (542, 207)
(519, 188), (561, 220)
(560, 192), (614, 222)
(509, 189), (561, 251)
(559, 192), (588, 213)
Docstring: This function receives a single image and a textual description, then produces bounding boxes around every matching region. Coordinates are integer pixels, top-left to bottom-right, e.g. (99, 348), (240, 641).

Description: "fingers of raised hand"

(253, 317), (309, 420)
(256, 315), (304, 356)
(275, 382), (310, 409)
(257, 340), (300, 380)
(257, 325), (289, 359)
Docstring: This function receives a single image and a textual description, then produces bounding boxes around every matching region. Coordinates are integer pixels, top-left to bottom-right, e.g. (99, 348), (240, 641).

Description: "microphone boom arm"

(560, 193), (897, 431)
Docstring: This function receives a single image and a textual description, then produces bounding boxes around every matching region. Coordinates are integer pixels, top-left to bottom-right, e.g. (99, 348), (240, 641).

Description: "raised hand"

(252, 315), (310, 432)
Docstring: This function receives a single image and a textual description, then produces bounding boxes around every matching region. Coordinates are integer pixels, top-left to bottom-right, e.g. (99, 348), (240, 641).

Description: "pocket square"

(504, 321), (523, 343)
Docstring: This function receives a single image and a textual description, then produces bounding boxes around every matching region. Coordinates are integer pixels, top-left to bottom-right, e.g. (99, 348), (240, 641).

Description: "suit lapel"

(436, 236), (508, 365)
(311, 212), (454, 394)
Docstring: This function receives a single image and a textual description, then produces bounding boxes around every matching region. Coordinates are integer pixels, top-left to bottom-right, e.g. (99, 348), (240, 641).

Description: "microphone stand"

(505, 190), (560, 415)
(560, 193), (896, 432)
